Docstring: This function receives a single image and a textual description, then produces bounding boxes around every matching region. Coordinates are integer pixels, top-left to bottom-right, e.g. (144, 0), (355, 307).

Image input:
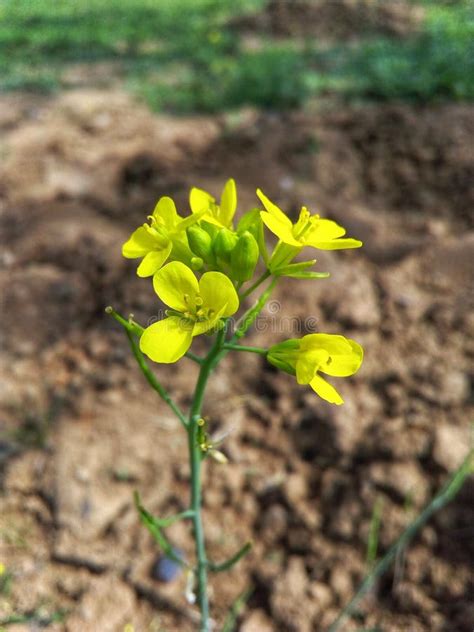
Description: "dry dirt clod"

(432, 423), (472, 471)
(240, 608), (274, 632)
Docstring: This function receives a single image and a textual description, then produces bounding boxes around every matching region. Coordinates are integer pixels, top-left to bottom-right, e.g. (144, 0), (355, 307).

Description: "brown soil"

(0, 90), (473, 632)
(234, 0), (424, 41)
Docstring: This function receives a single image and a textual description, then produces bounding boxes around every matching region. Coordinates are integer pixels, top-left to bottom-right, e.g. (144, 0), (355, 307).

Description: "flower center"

(144, 219), (169, 248)
(180, 293), (215, 323)
(292, 208), (320, 243)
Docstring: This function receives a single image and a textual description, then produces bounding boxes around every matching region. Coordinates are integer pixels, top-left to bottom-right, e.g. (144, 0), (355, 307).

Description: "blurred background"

(0, 1), (473, 630)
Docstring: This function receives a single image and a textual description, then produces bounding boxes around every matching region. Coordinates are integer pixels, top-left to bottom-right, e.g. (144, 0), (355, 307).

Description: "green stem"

(106, 307), (188, 429)
(223, 343), (267, 355)
(187, 326), (227, 631)
(232, 277), (278, 342)
(328, 450), (473, 632)
(240, 270), (270, 298)
(185, 351), (204, 365)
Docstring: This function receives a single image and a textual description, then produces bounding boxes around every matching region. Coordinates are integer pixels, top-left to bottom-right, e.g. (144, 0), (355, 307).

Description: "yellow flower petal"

(153, 261), (199, 312)
(309, 374), (344, 405)
(190, 187), (214, 215)
(220, 178), (237, 227)
(199, 271), (239, 317)
(136, 244), (172, 277)
(296, 348), (330, 384)
(256, 189), (292, 227)
(301, 334), (363, 377)
(260, 212), (301, 247)
(306, 237), (363, 250)
(305, 219), (346, 243)
(140, 316), (193, 363)
(153, 196), (180, 227)
(122, 226), (159, 258)
(192, 303), (228, 336)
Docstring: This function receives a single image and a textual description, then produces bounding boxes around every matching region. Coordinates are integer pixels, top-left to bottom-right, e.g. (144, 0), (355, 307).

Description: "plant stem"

(240, 270), (270, 298)
(187, 326), (227, 631)
(124, 330), (188, 429)
(232, 277), (278, 342)
(328, 449), (473, 632)
(185, 351), (204, 365)
(223, 343), (267, 355)
(106, 306), (188, 427)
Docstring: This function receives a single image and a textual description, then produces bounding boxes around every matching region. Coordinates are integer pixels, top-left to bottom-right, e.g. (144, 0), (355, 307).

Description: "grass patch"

(0, 0), (472, 110)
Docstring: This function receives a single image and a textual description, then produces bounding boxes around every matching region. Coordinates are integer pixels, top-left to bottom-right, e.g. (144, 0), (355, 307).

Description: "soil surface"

(234, 0), (424, 41)
(0, 87), (473, 632)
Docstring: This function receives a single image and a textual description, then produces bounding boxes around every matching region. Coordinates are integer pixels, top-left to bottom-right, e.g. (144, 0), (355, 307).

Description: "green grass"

(0, 0), (472, 110)
(324, 1), (474, 102)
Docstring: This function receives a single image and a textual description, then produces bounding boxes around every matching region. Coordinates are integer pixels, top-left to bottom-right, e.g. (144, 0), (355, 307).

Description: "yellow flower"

(140, 262), (239, 363)
(268, 333), (363, 405)
(257, 189), (362, 251)
(190, 179), (237, 229)
(122, 196), (197, 277)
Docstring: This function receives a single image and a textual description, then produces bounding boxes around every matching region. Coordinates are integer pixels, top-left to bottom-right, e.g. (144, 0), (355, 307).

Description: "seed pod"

(187, 226), (213, 262)
(212, 228), (238, 265)
(230, 231), (259, 282)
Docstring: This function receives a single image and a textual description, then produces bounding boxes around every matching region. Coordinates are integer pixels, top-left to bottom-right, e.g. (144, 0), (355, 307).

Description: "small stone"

(368, 461), (429, 506)
(283, 472), (308, 504)
(433, 423), (471, 471)
(270, 556), (315, 632)
(150, 549), (183, 583)
(241, 609), (273, 632)
(309, 581), (333, 610)
(329, 564), (353, 603)
(260, 504), (288, 544)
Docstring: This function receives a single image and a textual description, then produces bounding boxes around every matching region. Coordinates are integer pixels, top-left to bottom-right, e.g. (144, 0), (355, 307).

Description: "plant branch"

(328, 450), (474, 632)
(232, 277), (278, 342)
(134, 492), (192, 569)
(185, 351), (204, 365)
(223, 343), (267, 355)
(240, 270), (270, 298)
(106, 307), (188, 429)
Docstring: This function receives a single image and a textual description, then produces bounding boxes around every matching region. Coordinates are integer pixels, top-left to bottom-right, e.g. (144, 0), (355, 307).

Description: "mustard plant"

(107, 179), (363, 631)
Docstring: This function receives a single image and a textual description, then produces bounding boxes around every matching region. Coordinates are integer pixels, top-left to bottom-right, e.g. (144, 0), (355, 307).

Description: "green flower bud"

(190, 256), (204, 270)
(267, 339), (299, 375)
(230, 231), (259, 282)
(201, 221), (219, 240)
(237, 209), (260, 238)
(237, 208), (268, 263)
(212, 228), (238, 265)
(187, 225), (213, 262)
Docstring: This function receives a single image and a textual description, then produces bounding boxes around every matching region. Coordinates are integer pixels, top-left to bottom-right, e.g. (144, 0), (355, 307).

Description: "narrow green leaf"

(209, 541), (252, 573)
(273, 259), (317, 275)
(285, 271), (330, 279)
(133, 492), (190, 569)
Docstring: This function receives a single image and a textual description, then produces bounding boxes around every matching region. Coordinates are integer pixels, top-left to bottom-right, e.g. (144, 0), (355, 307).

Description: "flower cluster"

(122, 180), (363, 404)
